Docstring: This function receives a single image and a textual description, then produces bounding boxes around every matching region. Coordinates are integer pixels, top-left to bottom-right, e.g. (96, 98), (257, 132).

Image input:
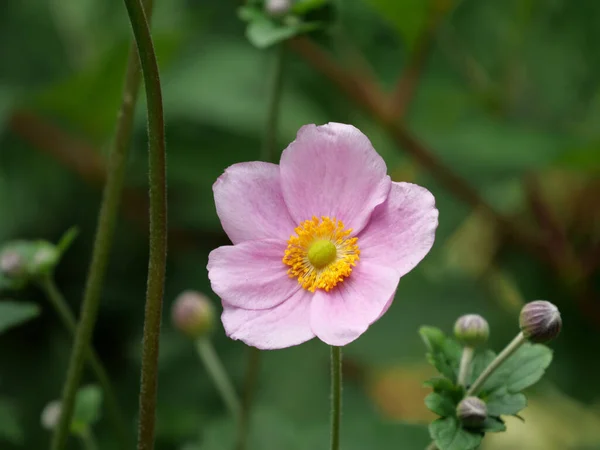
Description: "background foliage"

(1, 0), (599, 448)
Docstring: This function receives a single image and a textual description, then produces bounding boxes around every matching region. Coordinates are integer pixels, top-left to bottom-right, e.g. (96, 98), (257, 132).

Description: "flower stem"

(79, 429), (99, 450)
(330, 346), (342, 450)
(196, 338), (241, 420)
(120, 0), (168, 449)
(261, 43), (286, 162)
(235, 346), (261, 450)
(50, 2), (156, 449)
(466, 332), (527, 396)
(39, 276), (130, 449)
(457, 346), (474, 387)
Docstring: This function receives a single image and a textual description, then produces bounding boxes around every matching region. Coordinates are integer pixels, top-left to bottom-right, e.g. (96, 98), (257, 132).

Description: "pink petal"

(221, 289), (315, 349)
(280, 123), (391, 234)
(309, 261), (400, 346)
(213, 162), (296, 244)
(207, 239), (299, 310)
(358, 182), (438, 275)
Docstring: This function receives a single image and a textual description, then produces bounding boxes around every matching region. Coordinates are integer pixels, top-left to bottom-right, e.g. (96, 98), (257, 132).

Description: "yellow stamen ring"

(283, 216), (360, 292)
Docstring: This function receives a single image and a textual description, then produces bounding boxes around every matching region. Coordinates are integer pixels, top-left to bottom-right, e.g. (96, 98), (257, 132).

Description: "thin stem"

(79, 429), (99, 450)
(235, 346), (261, 450)
(330, 346), (342, 450)
(467, 332), (527, 396)
(195, 339), (242, 420)
(261, 43), (286, 162)
(457, 347), (474, 387)
(39, 277), (130, 449)
(50, 2), (156, 448)
(121, 1), (167, 449)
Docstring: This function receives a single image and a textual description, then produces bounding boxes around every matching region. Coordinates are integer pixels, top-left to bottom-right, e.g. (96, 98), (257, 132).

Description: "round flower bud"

(172, 290), (215, 339)
(41, 400), (62, 430)
(453, 314), (489, 347)
(265, 0), (292, 16)
(519, 300), (561, 343)
(0, 250), (25, 278)
(31, 244), (60, 276)
(456, 396), (487, 428)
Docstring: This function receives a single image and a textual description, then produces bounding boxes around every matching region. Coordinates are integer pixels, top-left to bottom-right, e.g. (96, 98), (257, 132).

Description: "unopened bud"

(172, 290), (215, 338)
(31, 244), (59, 276)
(454, 314), (489, 347)
(41, 400), (62, 430)
(0, 250), (25, 278)
(457, 396), (487, 428)
(265, 0), (292, 16)
(519, 300), (561, 343)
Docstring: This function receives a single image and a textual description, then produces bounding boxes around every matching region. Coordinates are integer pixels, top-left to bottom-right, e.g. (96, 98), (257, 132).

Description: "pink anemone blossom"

(207, 123), (438, 349)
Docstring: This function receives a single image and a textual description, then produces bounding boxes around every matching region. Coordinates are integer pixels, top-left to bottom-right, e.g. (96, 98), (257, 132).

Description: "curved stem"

(196, 339), (241, 420)
(261, 43), (286, 162)
(330, 346), (342, 450)
(467, 332), (526, 396)
(457, 347), (474, 387)
(39, 277), (130, 449)
(120, 1), (168, 449)
(236, 346), (261, 450)
(50, 2), (156, 449)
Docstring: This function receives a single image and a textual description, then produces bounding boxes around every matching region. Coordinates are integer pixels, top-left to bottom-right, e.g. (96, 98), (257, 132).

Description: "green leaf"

(424, 377), (456, 392)
(0, 301), (40, 334)
(245, 16), (322, 49)
(429, 417), (482, 450)
(481, 417), (506, 433)
(0, 400), (23, 444)
(425, 392), (456, 417)
(420, 327), (462, 382)
(71, 385), (103, 434)
(292, 0), (330, 15)
(486, 392), (527, 416)
(469, 349), (496, 386)
(56, 227), (79, 255)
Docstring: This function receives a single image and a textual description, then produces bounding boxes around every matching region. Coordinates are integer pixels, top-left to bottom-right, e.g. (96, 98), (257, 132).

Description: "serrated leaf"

(481, 417), (506, 433)
(0, 400), (23, 444)
(425, 392), (456, 417)
(0, 301), (40, 334)
(429, 417), (482, 450)
(424, 377), (455, 392)
(420, 327), (462, 382)
(71, 385), (103, 434)
(486, 393), (527, 416)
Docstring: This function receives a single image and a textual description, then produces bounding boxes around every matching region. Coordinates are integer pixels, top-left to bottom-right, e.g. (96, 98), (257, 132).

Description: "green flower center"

(307, 239), (337, 269)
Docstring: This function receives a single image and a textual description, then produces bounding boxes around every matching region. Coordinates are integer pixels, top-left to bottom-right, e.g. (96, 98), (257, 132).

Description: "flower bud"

(456, 396), (487, 428)
(172, 290), (215, 339)
(41, 400), (62, 431)
(454, 314), (489, 347)
(0, 250), (25, 278)
(265, 0), (292, 16)
(519, 300), (561, 343)
(31, 244), (60, 276)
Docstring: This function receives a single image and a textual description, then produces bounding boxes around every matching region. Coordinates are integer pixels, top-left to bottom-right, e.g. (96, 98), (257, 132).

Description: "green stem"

(39, 277), (130, 449)
(50, 2), (156, 449)
(235, 346), (261, 450)
(330, 346), (342, 450)
(261, 43), (286, 162)
(196, 338), (242, 420)
(79, 429), (99, 450)
(121, 1), (167, 449)
(457, 346), (474, 387)
(466, 332), (527, 396)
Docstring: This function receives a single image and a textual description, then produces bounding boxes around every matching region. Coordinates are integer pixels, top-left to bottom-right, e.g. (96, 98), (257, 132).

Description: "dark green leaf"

(420, 327), (462, 382)
(292, 0), (330, 15)
(430, 417), (482, 450)
(246, 17), (322, 49)
(425, 392), (456, 417)
(486, 392), (527, 416)
(0, 400), (23, 444)
(469, 349), (496, 386)
(0, 301), (40, 334)
(424, 377), (456, 392)
(71, 385), (103, 434)
(481, 417), (507, 433)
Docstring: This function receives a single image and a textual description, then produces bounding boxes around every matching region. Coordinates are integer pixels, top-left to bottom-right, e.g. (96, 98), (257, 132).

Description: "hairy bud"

(454, 314), (489, 347)
(172, 290), (215, 339)
(0, 250), (25, 278)
(457, 396), (487, 428)
(41, 401), (62, 431)
(265, 0), (292, 16)
(519, 300), (561, 343)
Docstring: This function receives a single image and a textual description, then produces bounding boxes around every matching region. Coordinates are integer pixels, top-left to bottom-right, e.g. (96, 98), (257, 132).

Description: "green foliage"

(421, 327), (555, 450)
(71, 385), (103, 435)
(0, 399), (24, 445)
(0, 301), (40, 334)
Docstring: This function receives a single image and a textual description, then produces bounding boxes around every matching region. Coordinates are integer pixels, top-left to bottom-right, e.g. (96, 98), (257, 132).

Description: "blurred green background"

(1, 0), (599, 448)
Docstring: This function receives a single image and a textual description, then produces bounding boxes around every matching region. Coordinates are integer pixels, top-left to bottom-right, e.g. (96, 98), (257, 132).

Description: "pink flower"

(208, 123), (438, 349)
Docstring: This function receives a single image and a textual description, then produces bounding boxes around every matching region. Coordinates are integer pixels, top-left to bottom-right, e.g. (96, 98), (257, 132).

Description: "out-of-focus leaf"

(0, 400), (23, 444)
(0, 301), (40, 334)
(71, 385), (103, 434)
(246, 16), (322, 49)
(430, 416), (482, 450)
